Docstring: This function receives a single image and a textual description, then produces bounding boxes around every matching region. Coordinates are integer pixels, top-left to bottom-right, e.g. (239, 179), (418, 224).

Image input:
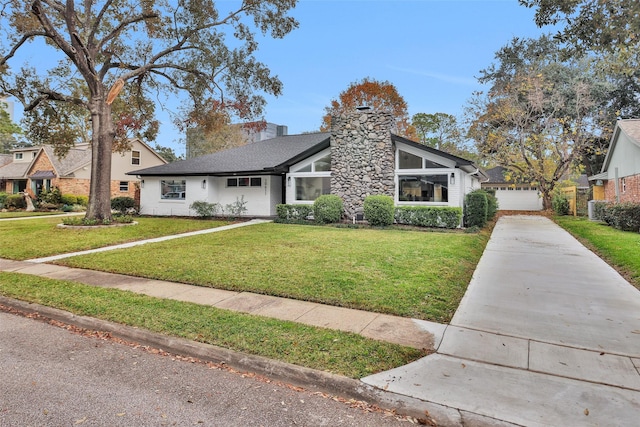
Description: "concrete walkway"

(363, 216), (640, 426)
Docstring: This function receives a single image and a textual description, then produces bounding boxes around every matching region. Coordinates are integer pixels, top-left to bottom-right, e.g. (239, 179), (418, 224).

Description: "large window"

(398, 175), (448, 202)
(161, 179), (186, 199)
(295, 177), (330, 201)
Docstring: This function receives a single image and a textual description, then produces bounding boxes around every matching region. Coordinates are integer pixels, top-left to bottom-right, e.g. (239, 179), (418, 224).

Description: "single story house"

(0, 139), (167, 199)
(131, 110), (489, 220)
(589, 119), (640, 203)
(481, 166), (543, 211)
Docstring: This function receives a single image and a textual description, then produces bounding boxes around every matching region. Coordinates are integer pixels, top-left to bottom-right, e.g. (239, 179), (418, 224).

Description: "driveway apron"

(363, 215), (640, 426)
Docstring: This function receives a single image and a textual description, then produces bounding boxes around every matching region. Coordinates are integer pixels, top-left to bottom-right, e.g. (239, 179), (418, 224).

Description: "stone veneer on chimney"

(330, 110), (396, 218)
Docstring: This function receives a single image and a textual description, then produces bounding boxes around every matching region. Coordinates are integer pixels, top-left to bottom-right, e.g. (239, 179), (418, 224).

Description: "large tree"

(0, 98), (22, 153)
(468, 37), (611, 209)
(0, 0), (297, 220)
(411, 112), (462, 150)
(320, 77), (417, 139)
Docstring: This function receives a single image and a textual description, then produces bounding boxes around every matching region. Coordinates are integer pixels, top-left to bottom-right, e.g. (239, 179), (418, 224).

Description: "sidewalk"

(363, 216), (640, 426)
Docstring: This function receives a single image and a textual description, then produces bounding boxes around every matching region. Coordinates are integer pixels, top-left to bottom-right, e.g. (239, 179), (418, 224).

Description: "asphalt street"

(0, 310), (412, 427)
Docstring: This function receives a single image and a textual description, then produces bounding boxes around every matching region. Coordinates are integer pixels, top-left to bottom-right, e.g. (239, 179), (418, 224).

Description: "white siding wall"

(139, 175), (281, 217)
(607, 133), (640, 178)
(213, 176), (280, 216)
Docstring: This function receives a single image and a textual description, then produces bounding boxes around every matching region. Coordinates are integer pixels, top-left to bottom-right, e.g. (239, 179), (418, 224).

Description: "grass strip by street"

(554, 216), (640, 288)
(0, 272), (425, 378)
(0, 216), (229, 260)
(55, 222), (488, 323)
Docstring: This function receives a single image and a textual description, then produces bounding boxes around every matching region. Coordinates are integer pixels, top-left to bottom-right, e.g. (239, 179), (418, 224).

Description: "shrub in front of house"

(0, 192), (7, 209)
(395, 206), (462, 229)
(37, 187), (62, 206)
(603, 202), (640, 232)
(313, 194), (343, 224)
(76, 195), (89, 206)
(592, 201), (609, 221)
(464, 190), (488, 228)
(111, 196), (136, 215)
(552, 193), (570, 215)
(60, 194), (78, 205)
(484, 189), (499, 221)
(276, 204), (314, 221)
(190, 200), (221, 218)
(4, 194), (25, 209)
(363, 195), (394, 226)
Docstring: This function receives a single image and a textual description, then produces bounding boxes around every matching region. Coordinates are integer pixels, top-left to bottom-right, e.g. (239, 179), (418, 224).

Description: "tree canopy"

(0, 0), (298, 220)
(468, 36), (611, 208)
(0, 99), (22, 153)
(320, 77), (417, 139)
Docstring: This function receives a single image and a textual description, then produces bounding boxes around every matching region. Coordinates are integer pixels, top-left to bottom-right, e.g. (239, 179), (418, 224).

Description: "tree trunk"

(85, 98), (115, 221)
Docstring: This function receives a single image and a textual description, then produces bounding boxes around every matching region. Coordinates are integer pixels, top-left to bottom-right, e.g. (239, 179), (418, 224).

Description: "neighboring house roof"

(0, 159), (29, 179)
(0, 154), (11, 167)
(484, 166), (509, 184)
(599, 119), (640, 175)
(132, 131), (488, 179)
(131, 132), (331, 176)
(39, 145), (92, 177)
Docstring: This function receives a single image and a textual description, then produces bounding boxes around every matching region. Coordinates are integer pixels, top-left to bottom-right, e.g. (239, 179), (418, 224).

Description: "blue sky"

(7, 1), (551, 157)
(169, 0), (549, 155)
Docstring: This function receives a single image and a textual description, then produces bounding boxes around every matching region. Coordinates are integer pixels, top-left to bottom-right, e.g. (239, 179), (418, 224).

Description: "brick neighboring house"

(0, 139), (167, 200)
(589, 119), (640, 203)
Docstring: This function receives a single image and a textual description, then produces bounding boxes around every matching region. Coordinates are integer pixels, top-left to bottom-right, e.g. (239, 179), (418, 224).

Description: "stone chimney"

(330, 109), (396, 219)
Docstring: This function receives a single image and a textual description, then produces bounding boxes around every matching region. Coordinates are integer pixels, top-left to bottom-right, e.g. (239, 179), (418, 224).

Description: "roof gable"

(600, 119), (640, 174)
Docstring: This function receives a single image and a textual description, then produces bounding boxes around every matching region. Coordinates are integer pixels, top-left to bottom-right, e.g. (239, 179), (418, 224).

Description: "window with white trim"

(131, 150), (140, 165)
(161, 179), (186, 199)
(119, 181), (129, 192)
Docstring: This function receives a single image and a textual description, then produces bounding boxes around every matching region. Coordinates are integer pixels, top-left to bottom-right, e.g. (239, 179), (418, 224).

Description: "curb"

(0, 296), (514, 426)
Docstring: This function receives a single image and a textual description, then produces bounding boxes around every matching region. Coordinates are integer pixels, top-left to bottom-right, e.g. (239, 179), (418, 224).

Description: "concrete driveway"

(363, 216), (640, 426)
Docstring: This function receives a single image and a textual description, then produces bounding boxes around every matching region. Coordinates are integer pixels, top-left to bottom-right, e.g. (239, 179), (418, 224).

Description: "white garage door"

(494, 187), (543, 211)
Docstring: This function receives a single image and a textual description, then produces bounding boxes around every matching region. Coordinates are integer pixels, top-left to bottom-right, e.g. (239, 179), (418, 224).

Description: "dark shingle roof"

(0, 154), (11, 167)
(131, 132), (331, 176)
(485, 166), (509, 183)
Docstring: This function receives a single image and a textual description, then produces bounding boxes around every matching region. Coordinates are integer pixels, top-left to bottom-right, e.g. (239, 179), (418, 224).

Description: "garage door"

(494, 187), (543, 211)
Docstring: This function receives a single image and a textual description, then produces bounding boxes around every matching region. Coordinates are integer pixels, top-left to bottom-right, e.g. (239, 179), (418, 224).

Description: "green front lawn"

(0, 272), (424, 378)
(0, 211), (67, 218)
(554, 216), (640, 288)
(55, 223), (488, 322)
(0, 216), (229, 260)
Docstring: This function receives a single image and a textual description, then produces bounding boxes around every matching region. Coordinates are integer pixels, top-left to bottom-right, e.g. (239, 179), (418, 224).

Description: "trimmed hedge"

(395, 206), (462, 229)
(592, 201), (609, 221)
(60, 194), (78, 205)
(313, 195), (343, 224)
(0, 192), (7, 209)
(111, 196), (136, 215)
(4, 194), (25, 209)
(464, 190), (488, 228)
(484, 189), (498, 221)
(76, 195), (89, 207)
(603, 202), (640, 232)
(363, 195), (394, 226)
(276, 204), (314, 221)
